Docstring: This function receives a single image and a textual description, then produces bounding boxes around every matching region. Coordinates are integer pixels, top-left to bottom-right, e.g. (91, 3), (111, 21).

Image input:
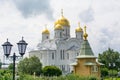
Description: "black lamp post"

(2, 37), (28, 80)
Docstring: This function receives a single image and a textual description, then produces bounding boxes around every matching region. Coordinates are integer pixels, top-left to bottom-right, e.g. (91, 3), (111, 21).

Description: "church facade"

(29, 10), (84, 74)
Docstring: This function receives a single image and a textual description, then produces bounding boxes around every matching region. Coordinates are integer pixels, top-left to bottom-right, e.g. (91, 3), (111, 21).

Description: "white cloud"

(79, 7), (94, 23)
(13, 0), (53, 20)
(0, 0), (120, 61)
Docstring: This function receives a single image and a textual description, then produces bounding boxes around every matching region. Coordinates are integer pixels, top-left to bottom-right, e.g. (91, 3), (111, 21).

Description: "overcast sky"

(0, 0), (120, 61)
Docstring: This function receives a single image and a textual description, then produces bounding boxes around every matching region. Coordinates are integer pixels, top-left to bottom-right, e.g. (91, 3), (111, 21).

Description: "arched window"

(46, 36), (48, 39)
(91, 66), (98, 72)
(63, 50), (65, 60)
(76, 53), (79, 56)
(52, 53), (54, 60)
(60, 32), (62, 37)
(60, 50), (62, 60)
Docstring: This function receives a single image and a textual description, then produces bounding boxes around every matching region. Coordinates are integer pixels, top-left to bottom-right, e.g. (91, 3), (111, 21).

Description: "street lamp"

(2, 37), (28, 80)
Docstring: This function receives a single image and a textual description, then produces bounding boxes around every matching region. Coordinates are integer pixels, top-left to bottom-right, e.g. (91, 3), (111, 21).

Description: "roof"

(79, 40), (94, 56)
(54, 24), (63, 30)
(76, 55), (96, 58)
(37, 39), (57, 50)
(42, 28), (50, 34)
(70, 62), (78, 66)
(84, 62), (97, 66)
(67, 45), (79, 51)
(96, 61), (104, 65)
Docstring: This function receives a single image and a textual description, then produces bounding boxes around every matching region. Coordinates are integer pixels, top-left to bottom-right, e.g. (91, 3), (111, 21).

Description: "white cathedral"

(29, 10), (84, 74)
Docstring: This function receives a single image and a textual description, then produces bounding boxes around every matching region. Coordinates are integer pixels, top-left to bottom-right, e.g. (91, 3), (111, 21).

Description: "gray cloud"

(79, 7), (94, 23)
(13, 0), (53, 20)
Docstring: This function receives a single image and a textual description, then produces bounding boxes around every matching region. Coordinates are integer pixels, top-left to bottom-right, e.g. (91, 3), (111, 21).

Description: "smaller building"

(71, 26), (102, 78)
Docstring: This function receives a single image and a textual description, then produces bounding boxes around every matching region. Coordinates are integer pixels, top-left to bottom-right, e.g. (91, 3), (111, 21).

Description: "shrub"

(101, 68), (109, 77)
(18, 73), (99, 80)
(0, 69), (12, 80)
(88, 76), (98, 80)
(42, 66), (62, 76)
(108, 70), (118, 76)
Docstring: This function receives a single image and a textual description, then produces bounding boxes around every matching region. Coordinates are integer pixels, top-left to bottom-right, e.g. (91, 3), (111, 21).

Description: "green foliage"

(0, 69), (12, 80)
(18, 74), (98, 80)
(108, 69), (118, 76)
(101, 68), (109, 77)
(0, 60), (2, 69)
(8, 63), (13, 70)
(17, 56), (42, 75)
(98, 48), (120, 70)
(88, 76), (98, 80)
(42, 66), (62, 76)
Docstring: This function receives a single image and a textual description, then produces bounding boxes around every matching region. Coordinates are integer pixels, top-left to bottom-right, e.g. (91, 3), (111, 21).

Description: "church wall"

(48, 50), (56, 66)
(54, 30), (63, 38)
(42, 34), (49, 41)
(76, 32), (83, 40)
(74, 58), (91, 76)
(62, 26), (70, 39)
(74, 58), (101, 77)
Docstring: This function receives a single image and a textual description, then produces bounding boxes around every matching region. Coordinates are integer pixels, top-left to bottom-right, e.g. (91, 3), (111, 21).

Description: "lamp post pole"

(2, 37), (28, 80)
(13, 53), (16, 80)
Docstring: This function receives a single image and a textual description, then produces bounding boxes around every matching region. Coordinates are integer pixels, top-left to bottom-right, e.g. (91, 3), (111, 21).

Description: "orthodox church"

(29, 10), (85, 74)
(71, 26), (102, 78)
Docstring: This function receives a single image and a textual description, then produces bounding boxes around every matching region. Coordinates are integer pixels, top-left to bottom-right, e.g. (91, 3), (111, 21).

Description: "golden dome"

(54, 24), (63, 30)
(83, 26), (88, 40)
(54, 9), (70, 27)
(42, 28), (50, 34)
(75, 22), (83, 32)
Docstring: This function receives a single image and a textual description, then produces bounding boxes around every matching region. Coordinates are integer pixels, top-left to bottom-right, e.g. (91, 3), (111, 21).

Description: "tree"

(98, 48), (120, 70)
(17, 56), (42, 75)
(0, 60), (2, 69)
(8, 63), (13, 70)
(42, 66), (62, 76)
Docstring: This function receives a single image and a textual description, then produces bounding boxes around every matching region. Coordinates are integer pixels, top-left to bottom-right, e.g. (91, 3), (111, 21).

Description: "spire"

(78, 26), (94, 57)
(78, 22), (80, 27)
(54, 9), (70, 27)
(83, 26), (88, 40)
(45, 24), (47, 29)
(61, 9), (63, 17)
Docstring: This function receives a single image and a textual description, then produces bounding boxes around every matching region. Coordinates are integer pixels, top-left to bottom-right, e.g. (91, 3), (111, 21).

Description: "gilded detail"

(42, 28), (50, 34)
(54, 9), (70, 27)
(83, 26), (88, 40)
(54, 24), (63, 30)
(75, 22), (83, 32)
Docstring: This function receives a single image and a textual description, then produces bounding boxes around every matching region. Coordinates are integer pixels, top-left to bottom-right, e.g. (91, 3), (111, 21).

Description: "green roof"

(79, 40), (94, 56)
(84, 62), (96, 66)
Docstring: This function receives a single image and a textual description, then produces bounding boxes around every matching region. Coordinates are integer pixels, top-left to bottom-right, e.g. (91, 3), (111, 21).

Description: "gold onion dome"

(54, 24), (63, 30)
(42, 27), (50, 34)
(83, 26), (88, 40)
(75, 22), (83, 32)
(54, 9), (70, 27)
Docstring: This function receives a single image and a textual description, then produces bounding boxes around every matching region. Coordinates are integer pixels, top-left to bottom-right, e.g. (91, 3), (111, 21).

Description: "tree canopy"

(98, 48), (120, 70)
(17, 56), (42, 75)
